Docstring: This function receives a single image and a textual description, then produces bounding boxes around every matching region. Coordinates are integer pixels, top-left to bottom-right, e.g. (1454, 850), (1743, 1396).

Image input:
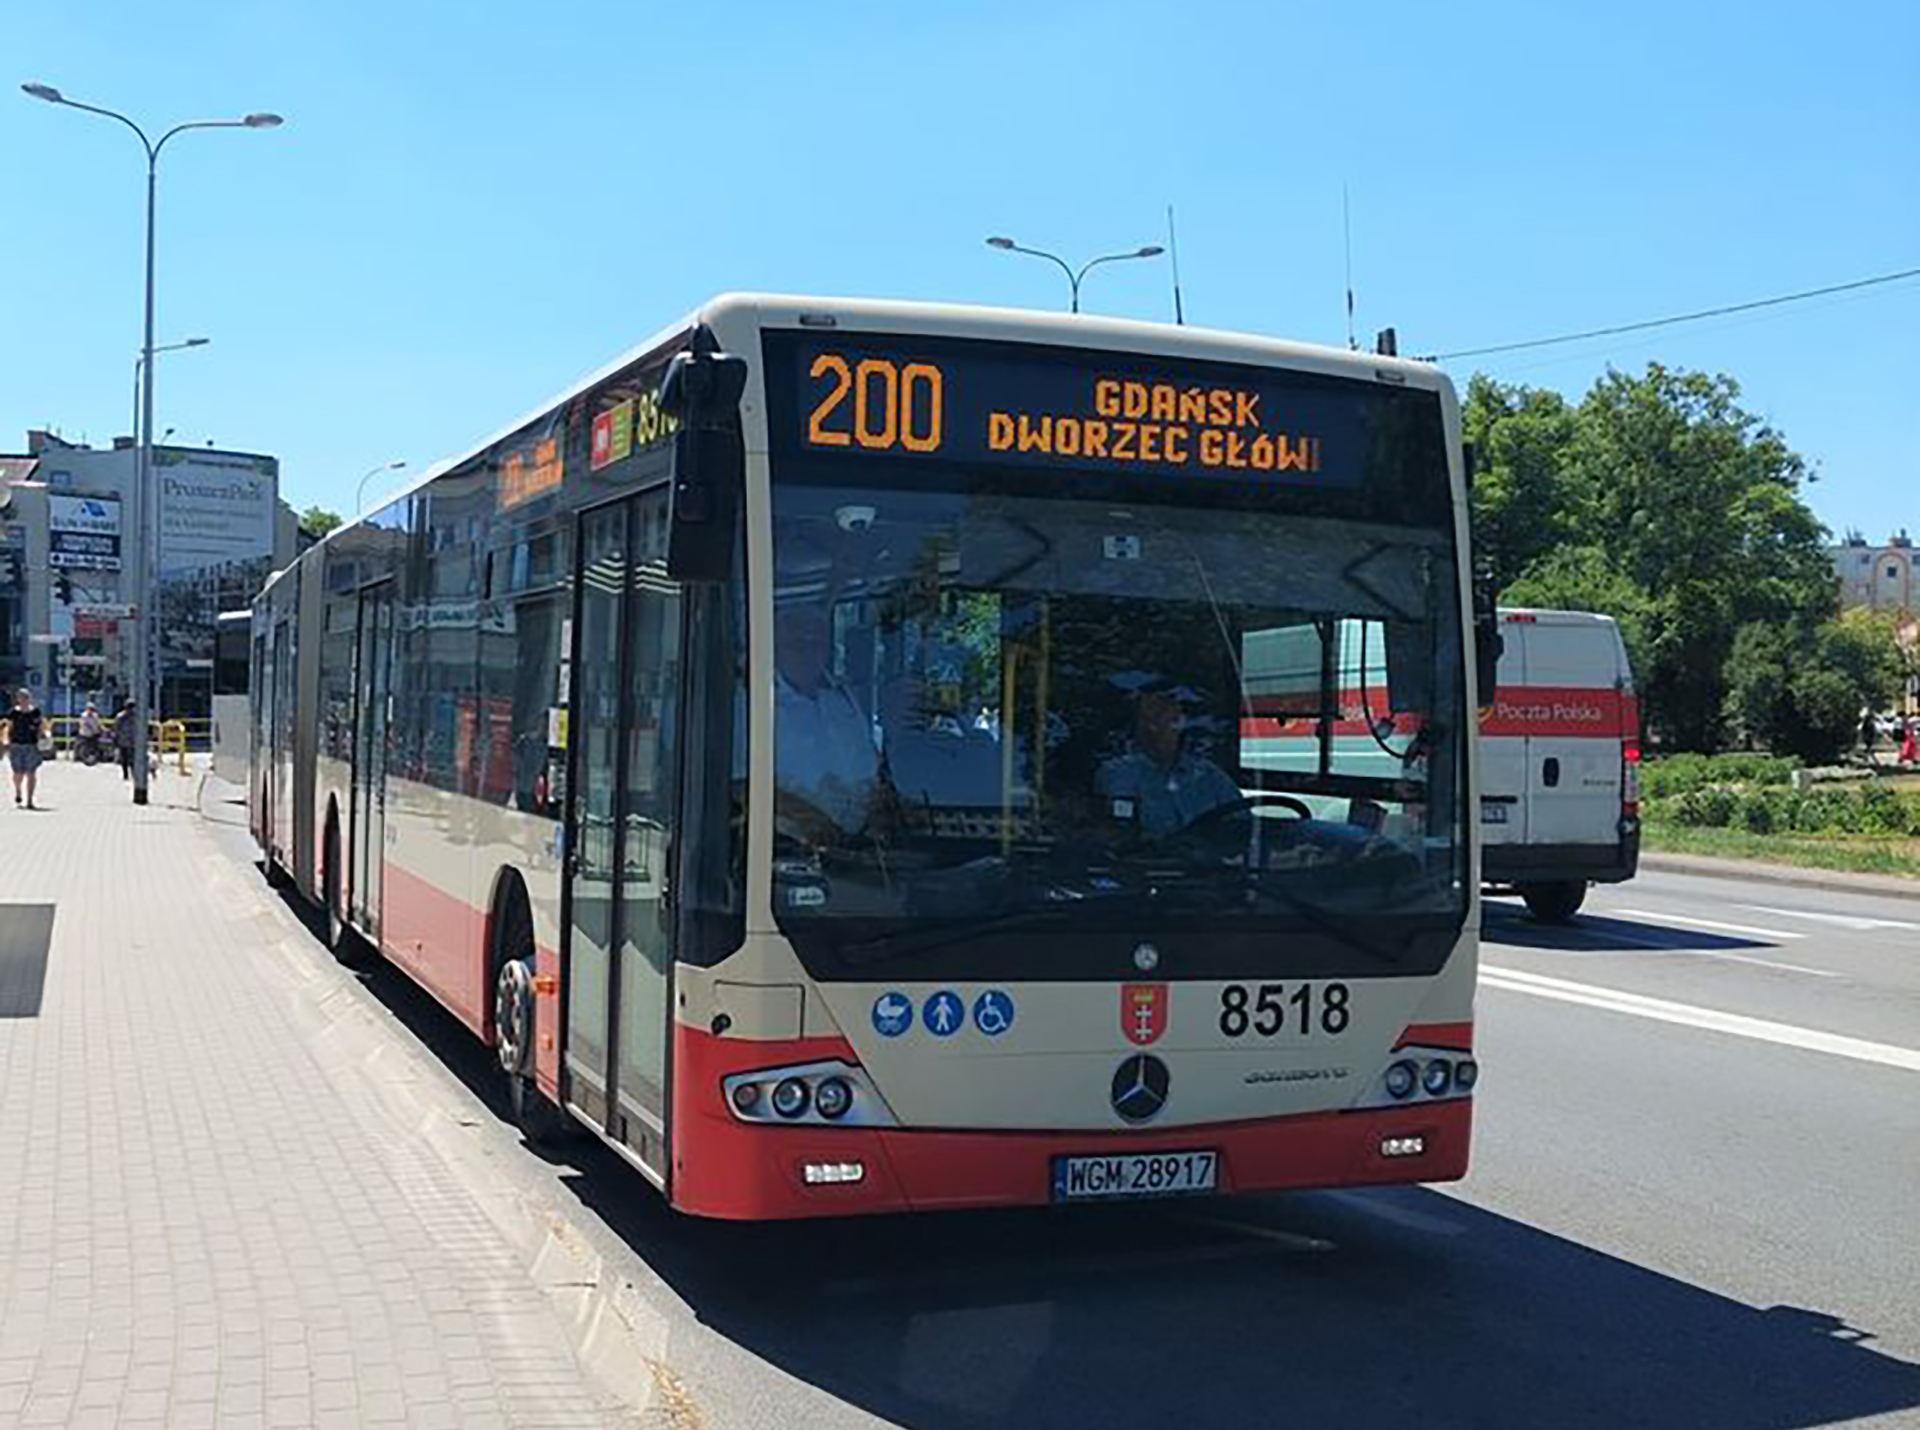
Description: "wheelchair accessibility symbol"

(972, 989), (1015, 1037)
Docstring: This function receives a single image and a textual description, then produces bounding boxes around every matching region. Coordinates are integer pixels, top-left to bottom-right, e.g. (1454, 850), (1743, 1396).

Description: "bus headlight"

(1453, 1059), (1478, 1092)
(814, 1076), (853, 1120)
(1422, 1060), (1452, 1097)
(771, 1078), (810, 1119)
(1384, 1060), (1418, 1099)
(721, 1060), (898, 1126)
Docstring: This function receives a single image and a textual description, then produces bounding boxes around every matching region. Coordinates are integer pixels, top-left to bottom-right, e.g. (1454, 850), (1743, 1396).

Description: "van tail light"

(1622, 741), (1641, 822)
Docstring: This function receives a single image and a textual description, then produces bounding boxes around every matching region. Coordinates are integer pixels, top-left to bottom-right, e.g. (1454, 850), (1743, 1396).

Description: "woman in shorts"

(8, 688), (45, 809)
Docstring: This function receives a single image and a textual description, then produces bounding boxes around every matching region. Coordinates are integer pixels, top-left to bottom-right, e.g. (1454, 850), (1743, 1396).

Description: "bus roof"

(308, 293), (1450, 557)
(1499, 607), (1622, 628)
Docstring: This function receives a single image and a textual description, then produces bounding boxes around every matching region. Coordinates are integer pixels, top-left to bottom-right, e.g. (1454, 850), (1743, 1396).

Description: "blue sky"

(6, 1), (1915, 540)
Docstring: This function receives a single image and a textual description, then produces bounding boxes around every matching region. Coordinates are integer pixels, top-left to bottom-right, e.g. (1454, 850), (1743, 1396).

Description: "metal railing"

(45, 715), (210, 766)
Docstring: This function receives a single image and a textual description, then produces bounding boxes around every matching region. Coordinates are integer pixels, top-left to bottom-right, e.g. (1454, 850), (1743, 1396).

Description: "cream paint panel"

(812, 976), (1444, 1130)
(679, 928), (1477, 1129)
(381, 776), (567, 961)
(466, 798), (567, 958)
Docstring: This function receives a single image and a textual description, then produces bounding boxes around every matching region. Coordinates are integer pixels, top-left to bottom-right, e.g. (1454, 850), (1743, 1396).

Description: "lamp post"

(985, 236), (1166, 313)
(131, 337), (210, 450)
(355, 460), (408, 515)
(22, 81), (282, 805)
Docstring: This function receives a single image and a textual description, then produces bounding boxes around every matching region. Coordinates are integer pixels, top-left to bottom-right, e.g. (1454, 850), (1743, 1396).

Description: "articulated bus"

(252, 295), (1493, 1219)
(212, 609), (253, 785)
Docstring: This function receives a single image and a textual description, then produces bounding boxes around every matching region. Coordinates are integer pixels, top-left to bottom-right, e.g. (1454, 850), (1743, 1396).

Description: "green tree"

(1543, 365), (1831, 750)
(1501, 544), (1653, 687)
(1724, 612), (1901, 764)
(300, 505), (343, 539)
(1463, 376), (1577, 592)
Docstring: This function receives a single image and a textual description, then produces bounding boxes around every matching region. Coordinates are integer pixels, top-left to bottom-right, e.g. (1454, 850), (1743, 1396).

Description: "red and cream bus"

(252, 295), (1493, 1218)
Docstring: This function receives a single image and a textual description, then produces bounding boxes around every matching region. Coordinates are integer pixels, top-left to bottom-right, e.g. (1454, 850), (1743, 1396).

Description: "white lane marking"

(1479, 964), (1920, 1072)
(1609, 908), (1805, 941)
(1738, 904), (1920, 933)
(1637, 950), (1839, 979)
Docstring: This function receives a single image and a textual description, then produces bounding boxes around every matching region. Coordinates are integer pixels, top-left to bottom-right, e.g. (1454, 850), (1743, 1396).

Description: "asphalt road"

(220, 810), (1920, 1429)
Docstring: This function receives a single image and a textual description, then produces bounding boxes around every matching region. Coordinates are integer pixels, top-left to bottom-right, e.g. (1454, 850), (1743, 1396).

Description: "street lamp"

(355, 460), (408, 514)
(132, 337), (210, 449)
(22, 81), (283, 805)
(985, 236), (1166, 314)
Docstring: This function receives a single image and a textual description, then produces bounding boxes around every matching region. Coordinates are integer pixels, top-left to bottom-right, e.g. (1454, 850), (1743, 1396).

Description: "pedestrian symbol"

(871, 992), (914, 1038)
(973, 989), (1015, 1037)
(924, 990), (964, 1038)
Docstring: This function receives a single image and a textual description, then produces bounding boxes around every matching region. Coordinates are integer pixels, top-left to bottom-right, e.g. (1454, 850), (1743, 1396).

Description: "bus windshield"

(769, 469), (1466, 982)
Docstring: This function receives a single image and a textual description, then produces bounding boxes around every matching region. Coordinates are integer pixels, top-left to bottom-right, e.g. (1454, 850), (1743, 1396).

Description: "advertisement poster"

(48, 494), (122, 572)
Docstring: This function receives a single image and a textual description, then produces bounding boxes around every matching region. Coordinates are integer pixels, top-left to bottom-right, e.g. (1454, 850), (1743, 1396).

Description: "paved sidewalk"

(0, 763), (641, 1429)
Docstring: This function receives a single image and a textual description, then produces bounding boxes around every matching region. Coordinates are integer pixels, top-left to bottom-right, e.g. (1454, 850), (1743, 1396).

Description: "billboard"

(155, 450), (278, 576)
(48, 494), (123, 572)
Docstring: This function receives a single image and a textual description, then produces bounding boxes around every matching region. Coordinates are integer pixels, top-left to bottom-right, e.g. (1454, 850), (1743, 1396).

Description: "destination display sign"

(780, 337), (1389, 487)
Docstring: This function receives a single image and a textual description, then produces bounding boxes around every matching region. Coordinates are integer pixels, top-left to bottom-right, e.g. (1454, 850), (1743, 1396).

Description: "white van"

(1481, 608), (1639, 921)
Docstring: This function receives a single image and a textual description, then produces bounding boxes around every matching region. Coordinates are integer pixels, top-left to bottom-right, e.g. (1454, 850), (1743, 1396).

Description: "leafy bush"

(1646, 782), (1920, 836)
(1736, 791), (1775, 834)
(1640, 753), (1795, 800)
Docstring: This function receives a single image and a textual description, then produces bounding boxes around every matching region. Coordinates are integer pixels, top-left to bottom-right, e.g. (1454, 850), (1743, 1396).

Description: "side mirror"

(1473, 575), (1502, 712)
(660, 344), (749, 584)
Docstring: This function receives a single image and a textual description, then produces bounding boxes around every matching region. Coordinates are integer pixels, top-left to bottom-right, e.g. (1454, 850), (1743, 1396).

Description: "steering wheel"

(1147, 792), (1313, 853)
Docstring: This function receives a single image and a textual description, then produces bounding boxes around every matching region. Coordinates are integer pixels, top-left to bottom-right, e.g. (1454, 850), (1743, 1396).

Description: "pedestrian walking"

(75, 700), (108, 765)
(113, 697), (137, 781)
(8, 688), (45, 809)
(1903, 718), (1918, 769)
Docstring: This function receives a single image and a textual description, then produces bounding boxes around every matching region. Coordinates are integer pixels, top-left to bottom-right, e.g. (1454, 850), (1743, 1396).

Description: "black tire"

(1521, 879), (1588, 924)
(323, 815), (372, 967)
(492, 879), (571, 1146)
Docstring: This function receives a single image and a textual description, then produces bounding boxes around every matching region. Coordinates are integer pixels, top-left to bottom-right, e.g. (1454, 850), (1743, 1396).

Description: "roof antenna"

(1343, 184), (1357, 350)
(1166, 204), (1185, 326)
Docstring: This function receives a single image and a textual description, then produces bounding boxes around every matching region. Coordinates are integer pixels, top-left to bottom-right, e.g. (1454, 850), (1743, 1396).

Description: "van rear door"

(1525, 618), (1626, 848)
(1479, 617), (1529, 849)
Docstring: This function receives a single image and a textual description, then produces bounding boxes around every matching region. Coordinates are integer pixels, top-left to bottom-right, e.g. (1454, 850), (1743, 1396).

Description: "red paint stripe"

(669, 1026), (1471, 1220)
(1480, 686), (1628, 738)
(380, 859), (486, 1034)
(378, 861), (564, 1097)
(1394, 1021), (1473, 1052)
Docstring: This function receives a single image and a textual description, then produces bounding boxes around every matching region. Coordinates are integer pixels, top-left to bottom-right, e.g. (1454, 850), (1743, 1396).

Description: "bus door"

(350, 583), (395, 940)
(1480, 616), (1529, 850)
(563, 492), (681, 1177)
(271, 616), (295, 865)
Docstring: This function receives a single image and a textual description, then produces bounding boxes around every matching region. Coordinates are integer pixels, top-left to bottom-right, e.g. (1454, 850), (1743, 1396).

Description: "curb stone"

(1638, 851), (1920, 903)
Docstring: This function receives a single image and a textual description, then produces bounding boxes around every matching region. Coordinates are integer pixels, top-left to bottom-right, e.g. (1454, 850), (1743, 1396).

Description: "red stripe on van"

(1479, 686), (1627, 738)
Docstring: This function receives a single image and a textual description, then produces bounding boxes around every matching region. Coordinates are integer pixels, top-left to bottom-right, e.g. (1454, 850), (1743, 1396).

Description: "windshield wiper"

(838, 905), (1071, 967)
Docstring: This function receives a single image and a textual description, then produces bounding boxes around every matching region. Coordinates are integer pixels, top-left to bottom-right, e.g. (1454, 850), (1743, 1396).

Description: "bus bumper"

(669, 1031), (1472, 1221)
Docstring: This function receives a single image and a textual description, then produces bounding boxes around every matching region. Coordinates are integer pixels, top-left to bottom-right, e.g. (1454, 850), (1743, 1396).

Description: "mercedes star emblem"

(1111, 1053), (1171, 1124)
(1133, 942), (1160, 972)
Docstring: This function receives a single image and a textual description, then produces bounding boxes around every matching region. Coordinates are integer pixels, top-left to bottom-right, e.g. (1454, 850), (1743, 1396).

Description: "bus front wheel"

(493, 883), (569, 1146)
(1521, 879), (1588, 924)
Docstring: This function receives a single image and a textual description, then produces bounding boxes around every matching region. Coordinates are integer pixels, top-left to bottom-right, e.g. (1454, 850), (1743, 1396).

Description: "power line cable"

(1420, 265), (1920, 362)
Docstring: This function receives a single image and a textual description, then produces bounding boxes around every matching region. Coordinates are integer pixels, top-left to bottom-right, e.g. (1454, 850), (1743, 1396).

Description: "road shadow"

(1484, 900), (1778, 953)
(246, 856), (1919, 1429)
(551, 1169), (1920, 1430)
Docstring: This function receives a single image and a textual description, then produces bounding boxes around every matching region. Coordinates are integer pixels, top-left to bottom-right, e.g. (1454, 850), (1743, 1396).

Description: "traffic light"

(54, 572), (73, 604)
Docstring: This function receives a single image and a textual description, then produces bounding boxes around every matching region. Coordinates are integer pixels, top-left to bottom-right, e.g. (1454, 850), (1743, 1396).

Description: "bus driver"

(1096, 687), (1242, 839)
(773, 599), (882, 846)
